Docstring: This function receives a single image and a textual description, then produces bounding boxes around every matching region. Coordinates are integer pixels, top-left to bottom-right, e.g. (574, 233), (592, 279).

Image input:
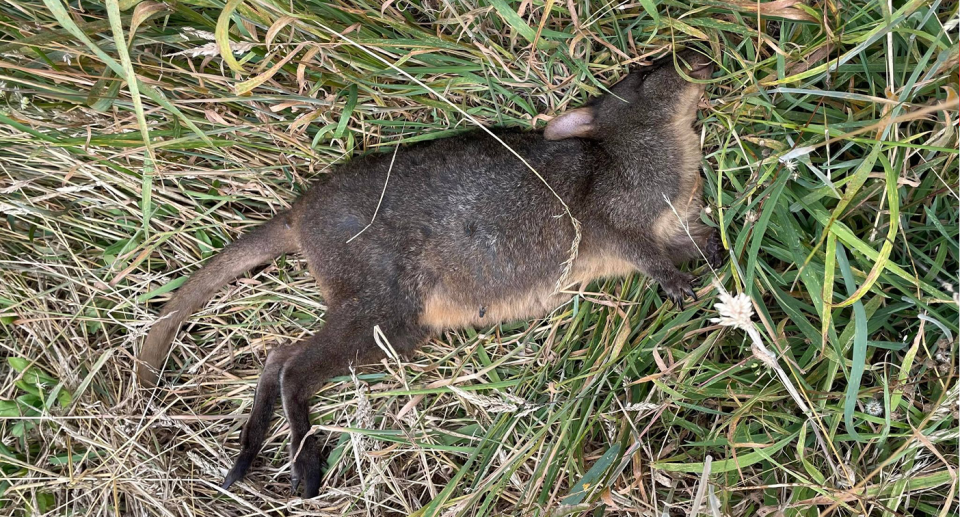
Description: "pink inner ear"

(544, 108), (594, 140)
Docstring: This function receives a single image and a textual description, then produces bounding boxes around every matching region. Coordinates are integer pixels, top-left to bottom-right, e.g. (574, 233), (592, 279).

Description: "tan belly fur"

(419, 252), (636, 331)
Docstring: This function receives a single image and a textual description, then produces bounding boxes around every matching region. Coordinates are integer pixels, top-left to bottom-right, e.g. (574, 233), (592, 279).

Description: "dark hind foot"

(276, 312), (424, 498)
(290, 431), (323, 497)
(221, 345), (294, 491)
(222, 450), (255, 490)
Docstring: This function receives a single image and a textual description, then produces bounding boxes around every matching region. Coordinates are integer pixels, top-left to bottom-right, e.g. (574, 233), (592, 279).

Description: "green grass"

(0, 0), (958, 515)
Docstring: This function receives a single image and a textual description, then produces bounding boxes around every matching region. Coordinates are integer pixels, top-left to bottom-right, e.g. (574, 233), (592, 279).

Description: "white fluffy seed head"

(710, 286), (754, 331)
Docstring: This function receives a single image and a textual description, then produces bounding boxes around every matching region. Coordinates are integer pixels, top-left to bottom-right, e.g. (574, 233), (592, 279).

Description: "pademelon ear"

(543, 107), (595, 141)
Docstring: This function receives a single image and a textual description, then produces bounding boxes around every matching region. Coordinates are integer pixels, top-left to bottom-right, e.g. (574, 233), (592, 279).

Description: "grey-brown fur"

(137, 49), (722, 497)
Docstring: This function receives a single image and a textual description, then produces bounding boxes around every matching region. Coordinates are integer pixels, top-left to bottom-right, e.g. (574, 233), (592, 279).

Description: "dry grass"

(0, 0), (958, 516)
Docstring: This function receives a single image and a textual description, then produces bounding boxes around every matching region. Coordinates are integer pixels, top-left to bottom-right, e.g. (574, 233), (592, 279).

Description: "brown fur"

(136, 213), (299, 387)
(138, 49), (723, 497)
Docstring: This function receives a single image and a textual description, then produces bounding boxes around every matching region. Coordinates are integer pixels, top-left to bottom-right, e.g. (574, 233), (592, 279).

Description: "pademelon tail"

(137, 211), (298, 387)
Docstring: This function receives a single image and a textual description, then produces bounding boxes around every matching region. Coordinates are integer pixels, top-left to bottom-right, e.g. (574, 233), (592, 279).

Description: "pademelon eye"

(629, 71), (650, 90)
(634, 70), (655, 92)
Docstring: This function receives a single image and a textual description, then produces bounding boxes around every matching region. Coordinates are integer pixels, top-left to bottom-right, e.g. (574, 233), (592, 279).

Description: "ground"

(0, 1), (958, 516)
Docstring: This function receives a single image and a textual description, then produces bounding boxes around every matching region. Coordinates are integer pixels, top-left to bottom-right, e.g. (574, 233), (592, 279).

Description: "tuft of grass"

(0, 1), (957, 516)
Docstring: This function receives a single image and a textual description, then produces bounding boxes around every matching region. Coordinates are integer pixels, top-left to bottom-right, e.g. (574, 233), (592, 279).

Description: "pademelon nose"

(677, 50), (714, 80)
(688, 61), (714, 80)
